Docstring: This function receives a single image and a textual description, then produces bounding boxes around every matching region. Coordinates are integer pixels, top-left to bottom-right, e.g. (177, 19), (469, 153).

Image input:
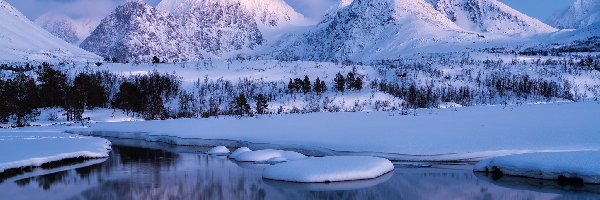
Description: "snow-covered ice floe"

(229, 147), (252, 159)
(234, 149), (306, 162)
(263, 156), (394, 183)
(207, 146), (230, 155)
(0, 131), (111, 173)
(474, 151), (600, 184)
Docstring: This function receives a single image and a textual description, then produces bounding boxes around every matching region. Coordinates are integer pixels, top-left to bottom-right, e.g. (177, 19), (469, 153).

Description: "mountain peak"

(0, 0), (100, 63)
(547, 0), (600, 29)
(426, 0), (556, 35)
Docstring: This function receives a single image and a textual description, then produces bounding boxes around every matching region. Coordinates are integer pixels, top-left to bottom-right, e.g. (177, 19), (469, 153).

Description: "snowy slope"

(547, 0), (600, 29)
(268, 0), (480, 62)
(35, 13), (101, 45)
(80, 1), (199, 63)
(155, 0), (263, 57)
(426, 0), (556, 35)
(158, 0), (309, 29)
(0, 0), (101, 63)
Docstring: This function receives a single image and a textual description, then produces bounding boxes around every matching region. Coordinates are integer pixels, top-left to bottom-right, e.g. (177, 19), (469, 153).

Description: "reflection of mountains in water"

(475, 172), (600, 195)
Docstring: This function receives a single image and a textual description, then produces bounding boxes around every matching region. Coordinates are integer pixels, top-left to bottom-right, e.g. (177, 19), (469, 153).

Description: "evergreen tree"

(287, 78), (295, 93)
(346, 72), (356, 90)
(293, 78), (303, 92)
(63, 85), (84, 121)
(152, 56), (160, 64)
(0, 79), (10, 123)
(37, 66), (68, 107)
(233, 93), (251, 117)
(74, 73), (108, 109)
(146, 94), (166, 120)
(354, 76), (363, 91)
(112, 82), (146, 115)
(9, 73), (40, 127)
(334, 73), (345, 92)
(302, 75), (311, 94)
(314, 77), (327, 94)
(256, 94), (268, 114)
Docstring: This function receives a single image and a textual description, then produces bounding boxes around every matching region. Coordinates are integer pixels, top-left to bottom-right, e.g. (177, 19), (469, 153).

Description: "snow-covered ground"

(263, 156), (394, 183)
(474, 151), (600, 184)
(75, 101), (600, 161)
(0, 130), (111, 173)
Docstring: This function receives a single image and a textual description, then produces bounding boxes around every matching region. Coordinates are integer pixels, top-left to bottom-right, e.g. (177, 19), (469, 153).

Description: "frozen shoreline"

(474, 151), (600, 184)
(74, 101), (600, 161)
(0, 131), (111, 175)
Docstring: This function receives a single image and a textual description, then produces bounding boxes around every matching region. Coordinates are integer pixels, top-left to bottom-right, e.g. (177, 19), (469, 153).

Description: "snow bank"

(0, 131), (111, 173)
(207, 146), (230, 155)
(81, 102), (600, 161)
(263, 156), (394, 183)
(229, 147), (252, 159)
(474, 151), (600, 184)
(234, 149), (306, 162)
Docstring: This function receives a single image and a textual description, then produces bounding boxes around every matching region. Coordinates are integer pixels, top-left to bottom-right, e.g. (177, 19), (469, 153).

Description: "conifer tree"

(256, 94), (268, 114)
(37, 66), (68, 107)
(334, 73), (345, 92)
(10, 73), (40, 127)
(233, 93), (250, 117)
(346, 72), (356, 90)
(302, 75), (311, 94)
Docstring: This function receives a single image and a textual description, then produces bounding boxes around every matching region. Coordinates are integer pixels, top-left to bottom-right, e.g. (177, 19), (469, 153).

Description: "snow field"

(81, 101), (600, 161)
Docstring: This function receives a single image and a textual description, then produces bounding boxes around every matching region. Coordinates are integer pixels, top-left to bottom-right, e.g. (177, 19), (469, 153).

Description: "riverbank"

(75, 101), (600, 161)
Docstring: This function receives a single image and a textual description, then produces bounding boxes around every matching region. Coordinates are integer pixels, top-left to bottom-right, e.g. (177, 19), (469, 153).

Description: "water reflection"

(264, 172), (394, 191)
(475, 172), (600, 195)
(0, 139), (599, 200)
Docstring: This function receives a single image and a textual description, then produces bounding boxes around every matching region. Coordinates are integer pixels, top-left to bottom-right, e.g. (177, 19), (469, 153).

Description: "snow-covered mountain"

(155, 0), (264, 57)
(0, 0), (100, 63)
(35, 13), (100, 45)
(268, 0), (480, 62)
(547, 0), (600, 29)
(80, 1), (199, 63)
(426, 0), (556, 35)
(158, 0), (308, 28)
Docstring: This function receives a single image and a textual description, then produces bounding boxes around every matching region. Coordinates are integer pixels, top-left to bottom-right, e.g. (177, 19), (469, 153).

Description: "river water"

(1, 138), (599, 200)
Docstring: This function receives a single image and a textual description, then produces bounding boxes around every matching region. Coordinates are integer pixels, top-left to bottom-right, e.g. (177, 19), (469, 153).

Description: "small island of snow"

(474, 151), (600, 184)
(234, 149), (306, 162)
(263, 156), (394, 183)
(229, 147), (252, 159)
(207, 146), (230, 155)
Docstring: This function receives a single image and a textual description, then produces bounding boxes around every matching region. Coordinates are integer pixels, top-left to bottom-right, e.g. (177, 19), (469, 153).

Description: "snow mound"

(0, 131), (111, 173)
(229, 147), (252, 159)
(263, 156), (394, 183)
(207, 146), (230, 155)
(474, 151), (600, 184)
(234, 149), (306, 162)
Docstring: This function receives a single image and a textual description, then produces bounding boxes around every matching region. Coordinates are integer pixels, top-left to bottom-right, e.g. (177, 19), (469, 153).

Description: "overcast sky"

(6, 0), (574, 22)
